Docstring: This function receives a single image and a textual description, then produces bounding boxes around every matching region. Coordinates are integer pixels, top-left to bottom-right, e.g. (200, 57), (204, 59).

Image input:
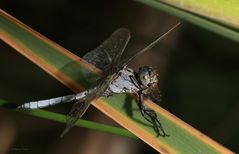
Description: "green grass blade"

(0, 9), (234, 153)
(135, 0), (239, 43)
(160, 0), (239, 28)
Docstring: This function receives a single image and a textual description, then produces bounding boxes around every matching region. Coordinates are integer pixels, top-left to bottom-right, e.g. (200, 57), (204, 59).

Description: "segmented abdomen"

(18, 94), (77, 109)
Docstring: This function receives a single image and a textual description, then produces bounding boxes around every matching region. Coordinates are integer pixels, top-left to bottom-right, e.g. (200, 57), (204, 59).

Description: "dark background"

(0, 0), (238, 153)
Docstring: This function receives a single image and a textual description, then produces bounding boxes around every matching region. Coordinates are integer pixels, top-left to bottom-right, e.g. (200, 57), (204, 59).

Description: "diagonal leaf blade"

(135, 0), (239, 43)
(154, 0), (239, 29)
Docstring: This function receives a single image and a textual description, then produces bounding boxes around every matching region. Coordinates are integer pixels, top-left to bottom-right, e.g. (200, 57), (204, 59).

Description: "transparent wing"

(61, 73), (118, 137)
(83, 28), (131, 72)
(60, 95), (94, 137)
(60, 88), (100, 137)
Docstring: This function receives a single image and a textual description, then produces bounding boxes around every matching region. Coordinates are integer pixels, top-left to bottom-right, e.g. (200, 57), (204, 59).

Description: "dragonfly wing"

(60, 90), (97, 137)
(60, 99), (91, 137)
(60, 73), (117, 137)
(83, 28), (131, 71)
(61, 28), (132, 137)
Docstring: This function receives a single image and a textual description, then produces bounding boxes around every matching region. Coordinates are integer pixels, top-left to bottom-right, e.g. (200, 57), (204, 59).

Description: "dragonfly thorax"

(104, 67), (140, 96)
(104, 66), (159, 97)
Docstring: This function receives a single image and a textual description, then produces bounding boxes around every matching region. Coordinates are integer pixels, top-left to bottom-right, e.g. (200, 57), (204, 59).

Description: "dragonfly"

(18, 23), (180, 137)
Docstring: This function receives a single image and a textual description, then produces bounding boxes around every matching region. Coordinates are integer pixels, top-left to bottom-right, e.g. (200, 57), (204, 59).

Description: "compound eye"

(143, 75), (148, 80)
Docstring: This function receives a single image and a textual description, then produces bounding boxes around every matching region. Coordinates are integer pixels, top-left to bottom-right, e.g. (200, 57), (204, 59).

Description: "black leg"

(129, 75), (140, 89)
(138, 93), (169, 137)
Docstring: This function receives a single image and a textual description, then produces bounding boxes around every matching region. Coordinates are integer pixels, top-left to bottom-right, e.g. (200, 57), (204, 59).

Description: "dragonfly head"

(138, 66), (159, 88)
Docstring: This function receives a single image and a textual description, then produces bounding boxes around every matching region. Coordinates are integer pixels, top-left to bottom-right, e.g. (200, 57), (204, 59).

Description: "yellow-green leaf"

(136, 0), (239, 43)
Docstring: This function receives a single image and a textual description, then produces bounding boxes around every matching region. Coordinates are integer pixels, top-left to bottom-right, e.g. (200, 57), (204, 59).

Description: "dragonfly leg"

(129, 75), (140, 89)
(138, 92), (169, 137)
